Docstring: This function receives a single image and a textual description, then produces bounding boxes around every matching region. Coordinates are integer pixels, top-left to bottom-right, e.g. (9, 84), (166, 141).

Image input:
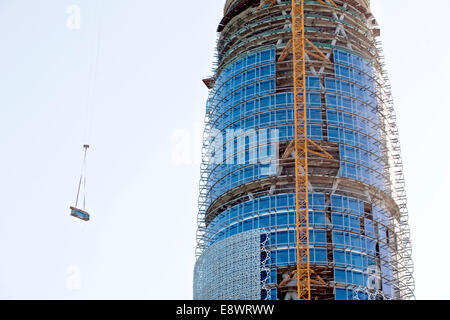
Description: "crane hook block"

(70, 206), (90, 222)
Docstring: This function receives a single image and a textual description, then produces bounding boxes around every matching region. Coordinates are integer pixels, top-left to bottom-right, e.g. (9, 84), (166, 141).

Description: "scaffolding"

(195, 0), (414, 300)
(372, 39), (415, 299)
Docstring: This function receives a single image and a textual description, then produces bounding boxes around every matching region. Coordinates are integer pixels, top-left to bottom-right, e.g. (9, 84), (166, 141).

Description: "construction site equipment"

(70, 206), (90, 222)
(71, 144), (90, 222)
(69, 1), (105, 222)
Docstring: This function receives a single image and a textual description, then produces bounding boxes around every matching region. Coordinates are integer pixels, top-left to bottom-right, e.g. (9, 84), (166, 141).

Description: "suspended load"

(70, 207), (90, 221)
(69, 0), (104, 223)
(71, 144), (90, 222)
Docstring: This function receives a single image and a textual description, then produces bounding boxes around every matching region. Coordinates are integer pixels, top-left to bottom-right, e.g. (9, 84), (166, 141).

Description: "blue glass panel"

(335, 269), (346, 283)
(336, 288), (347, 300)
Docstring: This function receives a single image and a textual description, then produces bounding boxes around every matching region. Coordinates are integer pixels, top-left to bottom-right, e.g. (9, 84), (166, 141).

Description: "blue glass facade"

(205, 46), (386, 206)
(195, 0), (416, 300)
(328, 50), (385, 191)
(200, 45), (396, 300)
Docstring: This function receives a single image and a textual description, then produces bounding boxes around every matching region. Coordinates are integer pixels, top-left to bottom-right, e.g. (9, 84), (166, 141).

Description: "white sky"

(0, 0), (448, 300)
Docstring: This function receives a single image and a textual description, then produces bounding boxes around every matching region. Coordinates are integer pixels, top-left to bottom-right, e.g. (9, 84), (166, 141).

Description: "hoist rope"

(73, 0), (103, 214)
(84, 0), (104, 145)
(74, 146), (89, 210)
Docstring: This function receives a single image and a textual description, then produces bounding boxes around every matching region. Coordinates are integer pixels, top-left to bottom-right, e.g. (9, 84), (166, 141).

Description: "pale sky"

(0, 0), (448, 300)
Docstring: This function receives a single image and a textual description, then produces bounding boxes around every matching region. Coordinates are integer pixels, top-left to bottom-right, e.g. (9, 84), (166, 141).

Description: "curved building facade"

(194, 0), (414, 300)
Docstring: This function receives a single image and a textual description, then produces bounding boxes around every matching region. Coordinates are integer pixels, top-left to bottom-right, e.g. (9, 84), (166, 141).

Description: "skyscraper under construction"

(194, 0), (414, 300)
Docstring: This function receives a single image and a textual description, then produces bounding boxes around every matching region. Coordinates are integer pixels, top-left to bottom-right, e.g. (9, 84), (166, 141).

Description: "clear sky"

(0, 0), (448, 300)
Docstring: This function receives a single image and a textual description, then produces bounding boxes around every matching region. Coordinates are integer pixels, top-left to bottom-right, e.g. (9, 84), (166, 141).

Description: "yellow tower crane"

(258, 0), (336, 300)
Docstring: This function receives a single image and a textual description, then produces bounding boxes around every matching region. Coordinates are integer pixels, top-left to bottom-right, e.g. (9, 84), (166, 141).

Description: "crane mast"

(291, 0), (310, 301)
(259, 0), (335, 300)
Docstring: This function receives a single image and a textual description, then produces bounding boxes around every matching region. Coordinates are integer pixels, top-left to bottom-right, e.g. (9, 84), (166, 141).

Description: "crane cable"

(72, 0), (103, 216)
(84, 0), (103, 144)
(74, 145), (90, 210)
